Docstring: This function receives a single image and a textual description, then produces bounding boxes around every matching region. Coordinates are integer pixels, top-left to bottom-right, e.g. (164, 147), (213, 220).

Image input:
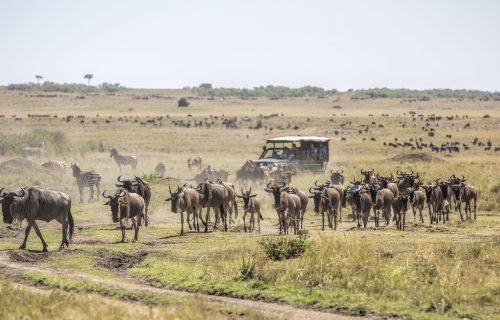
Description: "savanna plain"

(0, 88), (498, 319)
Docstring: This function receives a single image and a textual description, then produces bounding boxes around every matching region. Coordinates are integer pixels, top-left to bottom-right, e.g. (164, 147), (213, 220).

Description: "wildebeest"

(236, 187), (263, 232)
(216, 179), (238, 224)
(109, 148), (138, 171)
(155, 162), (166, 176)
(374, 187), (394, 226)
(71, 162), (102, 204)
(350, 184), (372, 228)
(194, 166), (229, 185)
(408, 186), (425, 223)
(103, 189), (145, 242)
(0, 187), (74, 252)
(319, 187), (341, 230)
(360, 169), (376, 184)
(330, 169), (345, 185)
(196, 181), (230, 232)
(165, 185), (202, 234)
(116, 175), (151, 226)
(396, 169), (419, 192)
(392, 190), (410, 230)
(285, 187), (308, 229)
(265, 182), (301, 234)
(378, 174), (399, 198)
(450, 180), (477, 220)
(187, 155), (203, 171)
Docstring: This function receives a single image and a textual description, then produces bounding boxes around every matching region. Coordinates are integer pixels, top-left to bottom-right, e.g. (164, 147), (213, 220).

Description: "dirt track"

(0, 251), (363, 320)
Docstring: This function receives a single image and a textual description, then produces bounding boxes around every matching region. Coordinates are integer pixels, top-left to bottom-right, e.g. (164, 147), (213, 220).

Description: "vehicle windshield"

(260, 141), (329, 162)
(262, 148), (290, 159)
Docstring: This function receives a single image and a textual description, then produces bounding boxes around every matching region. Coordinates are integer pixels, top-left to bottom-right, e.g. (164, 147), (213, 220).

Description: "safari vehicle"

(252, 136), (330, 172)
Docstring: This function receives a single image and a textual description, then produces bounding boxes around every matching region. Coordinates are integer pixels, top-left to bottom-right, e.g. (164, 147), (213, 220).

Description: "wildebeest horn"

(360, 169), (365, 175)
(450, 174), (456, 179)
(396, 169), (403, 175)
(168, 185), (173, 196)
(278, 181), (286, 188)
(414, 172), (420, 179)
(309, 186), (314, 194)
(249, 187), (252, 194)
(461, 175), (465, 180)
(13, 189), (25, 197)
(102, 190), (112, 199)
(409, 169), (414, 175)
(266, 181), (273, 189)
(339, 169), (343, 173)
(241, 187), (244, 195)
(314, 180), (321, 187)
(0, 188), (4, 197)
(117, 175), (124, 182)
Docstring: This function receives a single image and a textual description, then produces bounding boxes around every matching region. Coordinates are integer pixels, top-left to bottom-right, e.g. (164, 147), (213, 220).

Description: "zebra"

(109, 148), (137, 172)
(71, 162), (102, 204)
(41, 160), (67, 173)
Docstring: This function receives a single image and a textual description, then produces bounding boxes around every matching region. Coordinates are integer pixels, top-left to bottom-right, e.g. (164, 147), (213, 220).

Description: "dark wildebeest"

(378, 174), (399, 198)
(196, 181), (230, 232)
(187, 155), (203, 171)
(422, 181), (445, 224)
(374, 187), (394, 226)
(319, 187), (341, 230)
(155, 162), (166, 176)
(165, 185), (202, 234)
(330, 169), (345, 185)
(0, 187), (74, 252)
(451, 181), (477, 221)
(265, 182), (301, 234)
(109, 148), (137, 172)
(396, 169), (419, 193)
(103, 189), (145, 243)
(408, 186), (425, 223)
(71, 162), (102, 204)
(360, 169), (376, 185)
(236, 187), (263, 233)
(216, 179), (238, 224)
(116, 175), (151, 226)
(286, 187), (309, 229)
(392, 190), (410, 230)
(350, 184), (372, 228)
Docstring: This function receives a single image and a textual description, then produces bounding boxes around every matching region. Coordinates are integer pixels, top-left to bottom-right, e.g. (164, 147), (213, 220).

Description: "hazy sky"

(1, 0), (499, 90)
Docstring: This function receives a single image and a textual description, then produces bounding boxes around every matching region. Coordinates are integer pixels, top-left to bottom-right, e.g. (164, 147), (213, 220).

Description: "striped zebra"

(71, 162), (102, 204)
(109, 148), (138, 172)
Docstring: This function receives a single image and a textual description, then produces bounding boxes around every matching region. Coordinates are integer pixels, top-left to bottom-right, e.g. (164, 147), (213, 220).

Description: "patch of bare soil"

(96, 250), (148, 270)
(0, 158), (50, 174)
(8, 251), (49, 263)
(390, 152), (440, 162)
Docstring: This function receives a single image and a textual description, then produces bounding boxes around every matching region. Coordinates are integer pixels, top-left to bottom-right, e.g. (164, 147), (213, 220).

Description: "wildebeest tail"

(342, 190), (347, 208)
(233, 196), (238, 218)
(68, 206), (74, 242)
(259, 212), (264, 220)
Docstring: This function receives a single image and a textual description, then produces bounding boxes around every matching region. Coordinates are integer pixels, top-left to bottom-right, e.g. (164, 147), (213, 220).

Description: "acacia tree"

(84, 74), (94, 86)
(35, 75), (43, 85)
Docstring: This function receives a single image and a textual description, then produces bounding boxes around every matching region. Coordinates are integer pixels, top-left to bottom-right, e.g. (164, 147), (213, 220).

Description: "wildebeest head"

(330, 169), (345, 185)
(70, 162), (80, 178)
(399, 190), (410, 211)
(195, 181), (212, 207)
(236, 187), (256, 210)
(360, 169), (375, 183)
(436, 179), (449, 198)
(397, 169), (419, 188)
(450, 184), (462, 202)
(308, 186), (322, 213)
(421, 184), (434, 204)
(0, 188), (25, 224)
(165, 186), (182, 213)
(116, 175), (134, 192)
(265, 181), (286, 209)
(103, 189), (126, 223)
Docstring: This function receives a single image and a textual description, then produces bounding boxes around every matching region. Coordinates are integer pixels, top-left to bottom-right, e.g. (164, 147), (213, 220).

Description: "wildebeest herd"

(1, 143), (479, 253)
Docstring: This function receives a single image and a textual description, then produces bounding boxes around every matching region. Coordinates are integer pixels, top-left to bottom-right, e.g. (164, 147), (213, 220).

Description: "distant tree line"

(191, 84), (337, 99)
(348, 88), (500, 101)
(6, 81), (125, 93)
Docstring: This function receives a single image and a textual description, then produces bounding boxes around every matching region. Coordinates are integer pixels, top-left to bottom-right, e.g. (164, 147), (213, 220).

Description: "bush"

(259, 234), (308, 261)
(490, 181), (500, 193)
(239, 256), (256, 280)
(178, 97), (189, 107)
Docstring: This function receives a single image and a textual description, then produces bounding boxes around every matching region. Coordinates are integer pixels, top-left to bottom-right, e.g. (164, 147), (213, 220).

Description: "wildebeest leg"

(402, 212), (406, 231)
(32, 221), (49, 252)
(186, 211), (193, 230)
(473, 197), (477, 220)
(59, 219), (68, 250)
(333, 207), (338, 230)
(321, 208), (325, 231)
(221, 204), (228, 232)
(204, 207), (210, 232)
(180, 211), (185, 235)
(250, 211), (255, 233)
(419, 206), (424, 223)
(120, 218), (127, 243)
(144, 203), (149, 227)
(257, 209), (262, 233)
(243, 211), (248, 232)
(19, 220), (34, 250)
(131, 217), (139, 241)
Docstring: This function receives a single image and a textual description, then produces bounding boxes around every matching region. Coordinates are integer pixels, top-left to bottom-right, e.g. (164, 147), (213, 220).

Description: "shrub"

(259, 234), (308, 261)
(490, 181), (500, 193)
(178, 97), (189, 107)
(239, 256), (256, 280)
